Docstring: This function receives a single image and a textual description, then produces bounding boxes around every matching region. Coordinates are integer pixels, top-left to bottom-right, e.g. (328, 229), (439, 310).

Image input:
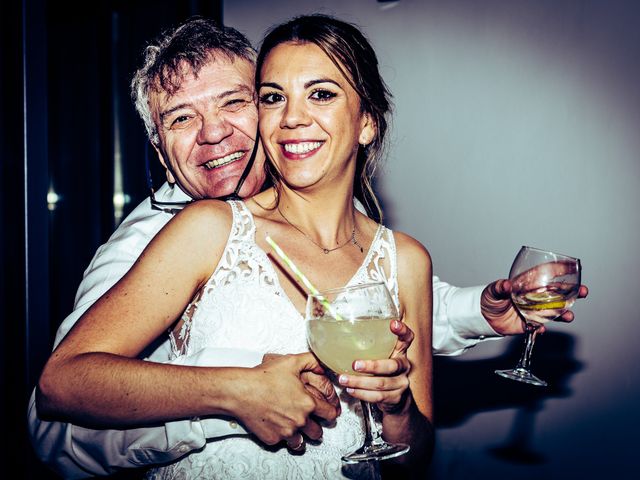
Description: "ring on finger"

(287, 434), (305, 451)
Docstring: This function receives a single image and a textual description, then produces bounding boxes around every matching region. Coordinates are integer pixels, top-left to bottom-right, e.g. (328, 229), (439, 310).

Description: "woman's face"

(258, 41), (374, 191)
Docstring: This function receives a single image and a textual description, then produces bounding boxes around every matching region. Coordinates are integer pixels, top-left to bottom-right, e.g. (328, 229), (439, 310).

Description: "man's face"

(150, 56), (265, 200)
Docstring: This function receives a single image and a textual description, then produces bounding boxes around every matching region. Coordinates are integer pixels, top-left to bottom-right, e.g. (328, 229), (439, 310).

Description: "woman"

(37, 14), (433, 479)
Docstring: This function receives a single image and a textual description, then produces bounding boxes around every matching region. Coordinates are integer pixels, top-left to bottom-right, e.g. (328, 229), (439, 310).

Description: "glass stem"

(516, 323), (540, 371)
(361, 401), (385, 447)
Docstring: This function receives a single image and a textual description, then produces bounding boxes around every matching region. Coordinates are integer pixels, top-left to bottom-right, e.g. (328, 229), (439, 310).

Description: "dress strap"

(169, 200), (254, 358)
(354, 226), (400, 312)
(226, 200), (256, 242)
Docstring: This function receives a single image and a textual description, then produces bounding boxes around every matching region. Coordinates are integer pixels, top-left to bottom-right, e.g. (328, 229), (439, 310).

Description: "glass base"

(342, 442), (410, 464)
(495, 367), (547, 387)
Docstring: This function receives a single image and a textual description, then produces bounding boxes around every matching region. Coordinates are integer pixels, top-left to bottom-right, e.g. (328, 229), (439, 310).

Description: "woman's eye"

(259, 92), (284, 105)
(310, 89), (337, 102)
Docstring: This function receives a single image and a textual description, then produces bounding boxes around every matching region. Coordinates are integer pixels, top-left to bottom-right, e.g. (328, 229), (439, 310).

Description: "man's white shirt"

(28, 182), (499, 478)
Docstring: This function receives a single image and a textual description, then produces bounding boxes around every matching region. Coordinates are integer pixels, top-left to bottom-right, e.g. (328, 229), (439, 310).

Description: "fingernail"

(339, 374), (348, 385)
(353, 361), (364, 371)
(346, 388), (354, 394)
(392, 320), (401, 330)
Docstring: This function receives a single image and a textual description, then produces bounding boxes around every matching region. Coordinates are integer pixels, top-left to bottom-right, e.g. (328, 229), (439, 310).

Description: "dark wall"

(1, 0), (31, 475)
(3, 1), (222, 478)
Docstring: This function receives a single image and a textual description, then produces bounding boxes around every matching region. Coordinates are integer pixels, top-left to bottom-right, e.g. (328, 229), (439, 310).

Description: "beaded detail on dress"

(151, 200), (399, 480)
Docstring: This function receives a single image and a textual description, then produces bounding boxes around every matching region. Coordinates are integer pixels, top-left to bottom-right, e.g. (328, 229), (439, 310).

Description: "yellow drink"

(307, 316), (397, 375)
(512, 288), (577, 325)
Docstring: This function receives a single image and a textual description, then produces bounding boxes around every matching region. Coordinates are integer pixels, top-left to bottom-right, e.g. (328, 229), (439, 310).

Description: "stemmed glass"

(495, 246), (582, 386)
(305, 282), (410, 463)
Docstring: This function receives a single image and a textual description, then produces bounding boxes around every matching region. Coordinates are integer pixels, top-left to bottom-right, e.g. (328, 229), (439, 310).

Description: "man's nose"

(196, 113), (234, 144)
(280, 97), (312, 129)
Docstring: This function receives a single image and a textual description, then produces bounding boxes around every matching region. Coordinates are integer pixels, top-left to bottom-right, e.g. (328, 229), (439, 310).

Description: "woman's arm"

(383, 233), (434, 468)
(36, 201), (337, 445)
(338, 231), (434, 476)
(37, 200), (234, 424)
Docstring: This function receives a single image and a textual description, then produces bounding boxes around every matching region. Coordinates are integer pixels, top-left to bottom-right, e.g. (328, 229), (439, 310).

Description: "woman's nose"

(196, 113), (234, 145)
(279, 97), (311, 129)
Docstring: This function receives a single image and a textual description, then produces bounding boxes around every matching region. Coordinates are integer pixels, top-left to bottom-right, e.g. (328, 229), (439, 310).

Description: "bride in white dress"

(38, 14), (434, 480)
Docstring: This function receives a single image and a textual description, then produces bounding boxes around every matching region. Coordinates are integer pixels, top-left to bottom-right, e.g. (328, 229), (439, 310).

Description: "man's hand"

(235, 353), (339, 449)
(262, 353), (340, 417)
(300, 371), (341, 416)
(481, 279), (589, 335)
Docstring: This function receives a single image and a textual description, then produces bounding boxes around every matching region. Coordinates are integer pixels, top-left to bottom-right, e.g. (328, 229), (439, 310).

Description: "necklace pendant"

(323, 248), (330, 254)
(352, 236), (364, 253)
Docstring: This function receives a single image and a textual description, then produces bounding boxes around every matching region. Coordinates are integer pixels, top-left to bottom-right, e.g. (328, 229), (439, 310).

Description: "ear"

(152, 143), (176, 184)
(358, 113), (376, 147)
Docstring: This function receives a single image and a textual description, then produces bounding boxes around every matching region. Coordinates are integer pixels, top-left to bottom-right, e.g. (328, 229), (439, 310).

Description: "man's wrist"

(449, 285), (501, 339)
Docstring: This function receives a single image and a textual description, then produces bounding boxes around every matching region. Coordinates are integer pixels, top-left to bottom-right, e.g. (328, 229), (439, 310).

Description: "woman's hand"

(337, 320), (414, 413)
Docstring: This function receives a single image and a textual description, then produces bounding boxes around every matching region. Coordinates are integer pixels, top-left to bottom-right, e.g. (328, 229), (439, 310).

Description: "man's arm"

(28, 348), (264, 479)
(432, 276), (501, 356)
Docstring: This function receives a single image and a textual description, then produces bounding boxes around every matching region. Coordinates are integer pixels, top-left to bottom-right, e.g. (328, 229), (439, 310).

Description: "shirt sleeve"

(28, 389), (205, 479)
(432, 276), (502, 356)
(52, 236), (148, 348)
(28, 348), (264, 478)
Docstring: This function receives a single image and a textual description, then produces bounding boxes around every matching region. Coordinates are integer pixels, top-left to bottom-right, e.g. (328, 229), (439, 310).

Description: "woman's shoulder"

(391, 229), (432, 277)
(388, 228), (431, 260)
(162, 199), (234, 248)
(175, 199), (233, 226)
(392, 230), (432, 322)
(136, 200), (235, 284)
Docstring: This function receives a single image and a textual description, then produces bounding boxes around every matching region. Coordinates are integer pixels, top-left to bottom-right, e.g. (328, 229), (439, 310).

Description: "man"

(28, 17), (586, 479)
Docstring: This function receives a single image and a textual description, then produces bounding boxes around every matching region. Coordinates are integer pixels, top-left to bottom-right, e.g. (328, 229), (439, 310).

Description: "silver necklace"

(277, 206), (364, 254)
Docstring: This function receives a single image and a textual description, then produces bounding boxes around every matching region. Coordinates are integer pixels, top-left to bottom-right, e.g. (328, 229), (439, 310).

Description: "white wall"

(226, 1), (640, 478)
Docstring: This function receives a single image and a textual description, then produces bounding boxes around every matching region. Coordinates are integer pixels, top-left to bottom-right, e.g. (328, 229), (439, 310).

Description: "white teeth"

(283, 142), (322, 154)
(204, 151), (244, 169)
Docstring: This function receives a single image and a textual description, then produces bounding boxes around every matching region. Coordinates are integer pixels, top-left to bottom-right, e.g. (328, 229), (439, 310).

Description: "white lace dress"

(147, 200), (399, 480)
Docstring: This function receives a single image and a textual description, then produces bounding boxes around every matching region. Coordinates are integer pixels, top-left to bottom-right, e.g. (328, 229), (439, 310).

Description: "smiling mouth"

(282, 141), (323, 155)
(203, 151), (245, 170)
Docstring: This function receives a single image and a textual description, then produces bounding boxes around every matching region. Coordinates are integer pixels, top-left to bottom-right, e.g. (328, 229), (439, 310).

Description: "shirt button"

(479, 335), (485, 340)
(178, 445), (189, 453)
(229, 421), (238, 429)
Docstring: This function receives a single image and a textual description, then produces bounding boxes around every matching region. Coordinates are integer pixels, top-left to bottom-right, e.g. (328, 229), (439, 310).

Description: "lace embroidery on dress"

(169, 200), (283, 358)
(351, 223), (399, 311)
(169, 293), (201, 357)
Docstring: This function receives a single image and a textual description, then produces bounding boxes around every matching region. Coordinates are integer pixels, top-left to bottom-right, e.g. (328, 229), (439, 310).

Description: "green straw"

(265, 235), (343, 320)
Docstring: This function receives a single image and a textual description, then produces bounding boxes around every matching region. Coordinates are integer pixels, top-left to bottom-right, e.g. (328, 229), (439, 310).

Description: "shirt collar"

(154, 182), (192, 203)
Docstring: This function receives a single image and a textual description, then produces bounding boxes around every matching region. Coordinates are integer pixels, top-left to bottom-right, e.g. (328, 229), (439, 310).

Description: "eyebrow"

(259, 78), (341, 90)
(159, 85), (254, 120)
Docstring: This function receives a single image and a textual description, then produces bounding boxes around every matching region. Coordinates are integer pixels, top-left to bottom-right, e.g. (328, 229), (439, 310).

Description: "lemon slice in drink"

(523, 291), (566, 310)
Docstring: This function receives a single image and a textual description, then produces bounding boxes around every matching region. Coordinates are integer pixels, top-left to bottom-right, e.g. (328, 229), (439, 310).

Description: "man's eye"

(259, 92), (284, 105)
(223, 98), (250, 112)
(170, 115), (192, 127)
(310, 89), (337, 102)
